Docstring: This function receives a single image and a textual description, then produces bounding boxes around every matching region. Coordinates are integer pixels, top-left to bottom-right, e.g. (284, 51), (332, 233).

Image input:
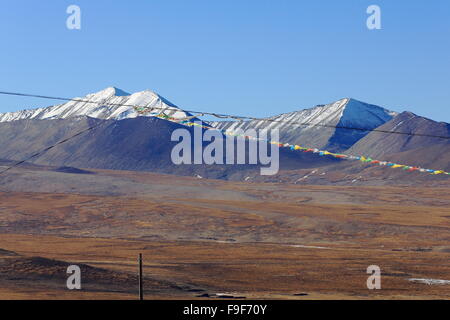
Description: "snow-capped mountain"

(1, 89), (448, 184)
(210, 98), (397, 152)
(0, 90), (398, 153)
(0, 87), (190, 122)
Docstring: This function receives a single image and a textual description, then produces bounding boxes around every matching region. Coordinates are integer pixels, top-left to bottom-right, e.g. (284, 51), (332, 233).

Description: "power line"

(0, 90), (449, 140)
(0, 90), (448, 178)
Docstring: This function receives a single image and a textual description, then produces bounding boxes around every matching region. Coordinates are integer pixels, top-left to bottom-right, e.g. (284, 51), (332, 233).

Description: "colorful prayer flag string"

(134, 108), (450, 177)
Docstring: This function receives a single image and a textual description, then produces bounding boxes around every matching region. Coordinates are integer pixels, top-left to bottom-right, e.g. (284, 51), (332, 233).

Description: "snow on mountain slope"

(0, 87), (190, 122)
(210, 98), (397, 152)
(0, 90), (397, 153)
(211, 98), (396, 134)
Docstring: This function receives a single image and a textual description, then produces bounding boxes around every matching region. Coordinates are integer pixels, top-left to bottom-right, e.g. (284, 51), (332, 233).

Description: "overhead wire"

(0, 89), (448, 177)
(1, 90), (449, 140)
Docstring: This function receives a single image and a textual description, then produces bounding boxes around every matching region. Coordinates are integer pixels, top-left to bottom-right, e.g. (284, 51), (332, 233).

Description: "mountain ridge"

(346, 111), (450, 170)
(0, 87), (448, 185)
(0, 87), (189, 122)
(0, 116), (340, 180)
(210, 98), (398, 152)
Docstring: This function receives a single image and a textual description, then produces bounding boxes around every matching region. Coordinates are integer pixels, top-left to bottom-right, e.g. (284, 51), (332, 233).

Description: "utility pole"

(138, 253), (144, 300)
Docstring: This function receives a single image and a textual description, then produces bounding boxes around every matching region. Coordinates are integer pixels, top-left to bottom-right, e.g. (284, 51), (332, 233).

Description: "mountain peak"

(347, 109), (450, 163)
(89, 87), (131, 98)
(394, 111), (418, 120)
(211, 97), (398, 152)
(0, 88), (188, 122)
(341, 98), (397, 121)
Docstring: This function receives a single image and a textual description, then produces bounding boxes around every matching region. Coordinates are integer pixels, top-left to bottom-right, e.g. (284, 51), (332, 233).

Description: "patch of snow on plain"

(289, 244), (330, 250)
(408, 278), (450, 285)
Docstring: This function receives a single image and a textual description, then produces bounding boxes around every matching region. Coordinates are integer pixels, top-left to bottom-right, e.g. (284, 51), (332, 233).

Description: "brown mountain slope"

(347, 112), (450, 163)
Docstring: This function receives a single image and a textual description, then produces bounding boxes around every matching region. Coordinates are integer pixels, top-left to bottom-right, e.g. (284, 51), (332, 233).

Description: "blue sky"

(0, 0), (449, 122)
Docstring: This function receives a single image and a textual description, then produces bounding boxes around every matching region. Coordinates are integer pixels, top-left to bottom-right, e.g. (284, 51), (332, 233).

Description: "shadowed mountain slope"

(0, 116), (340, 180)
(347, 112), (450, 170)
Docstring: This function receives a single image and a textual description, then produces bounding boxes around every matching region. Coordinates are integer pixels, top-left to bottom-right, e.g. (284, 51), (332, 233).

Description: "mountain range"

(211, 98), (397, 152)
(0, 87), (448, 185)
(0, 87), (189, 122)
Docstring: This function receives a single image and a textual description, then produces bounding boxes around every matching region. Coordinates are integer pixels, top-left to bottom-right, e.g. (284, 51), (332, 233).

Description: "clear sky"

(0, 0), (449, 122)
